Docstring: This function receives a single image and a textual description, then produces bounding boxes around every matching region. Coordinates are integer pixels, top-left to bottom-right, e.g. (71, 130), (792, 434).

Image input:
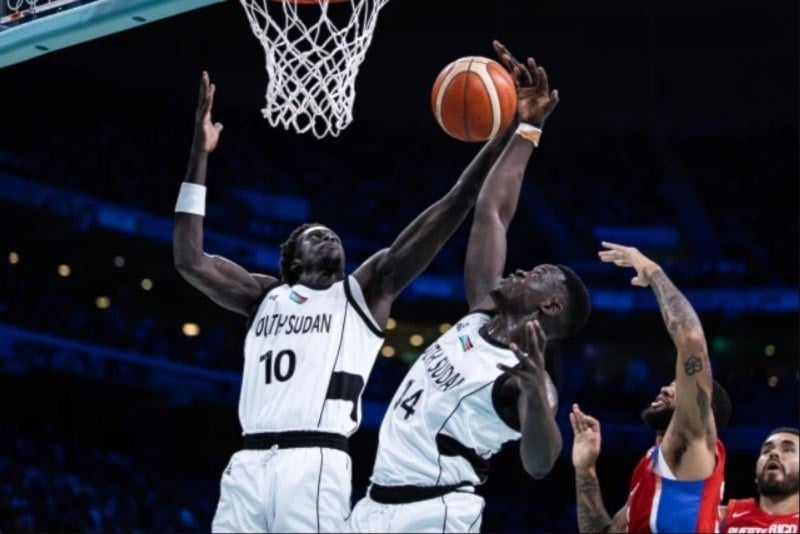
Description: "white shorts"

(349, 489), (485, 533)
(211, 447), (351, 533)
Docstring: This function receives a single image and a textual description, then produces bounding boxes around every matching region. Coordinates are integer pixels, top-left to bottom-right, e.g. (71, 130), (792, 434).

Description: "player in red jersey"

(570, 243), (732, 533)
(721, 427), (799, 534)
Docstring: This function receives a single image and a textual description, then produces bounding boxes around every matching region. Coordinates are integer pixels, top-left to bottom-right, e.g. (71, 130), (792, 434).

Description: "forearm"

(174, 149), (209, 270)
(474, 134), (535, 226)
(647, 268), (710, 377)
(575, 468), (612, 533)
(648, 267), (714, 436)
(450, 122), (516, 203)
(647, 267), (704, 344)
(519, 393), (562, 478)
(184, 148), (209, 185)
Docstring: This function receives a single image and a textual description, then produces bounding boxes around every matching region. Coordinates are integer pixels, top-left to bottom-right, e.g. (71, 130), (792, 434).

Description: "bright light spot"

(439, 323), (451, 334)
(768, 376), (779, 388)
(57, 264), (71, 277)
(764, 344), (776, 357)
(95, 296), (111, 309)
(386, 318), (397, 330)
(381, 345), (396, 358)
(113, 256), (126, 268)
(141, 278), (153, 291)
(409, 334), (424, 347)
(182, 322), (200, 337)
(8, 252), (19, 264)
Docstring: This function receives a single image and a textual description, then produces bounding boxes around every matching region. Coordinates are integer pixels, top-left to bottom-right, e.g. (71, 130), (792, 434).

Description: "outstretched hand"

(569, 403), (602, 473)
(193, 71), (224, 153)
(492, 40), (559, 127)
(497, 320), (548, 399)
(598, 241), (661, 287)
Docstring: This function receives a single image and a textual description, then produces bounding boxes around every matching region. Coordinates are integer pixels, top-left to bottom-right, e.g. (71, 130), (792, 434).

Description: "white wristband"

(175, 182), (207, 216)
(515, 123), (543, 146)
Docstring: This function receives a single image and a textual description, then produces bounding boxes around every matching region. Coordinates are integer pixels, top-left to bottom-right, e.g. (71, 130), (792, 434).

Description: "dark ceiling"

(0, 0), (796, 141)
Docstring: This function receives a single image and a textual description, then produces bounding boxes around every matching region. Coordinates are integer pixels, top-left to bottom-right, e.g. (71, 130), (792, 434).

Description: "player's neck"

(759, 492), (799, 516)
(296, 270), (342, 288)
(485, 314), (530, 346)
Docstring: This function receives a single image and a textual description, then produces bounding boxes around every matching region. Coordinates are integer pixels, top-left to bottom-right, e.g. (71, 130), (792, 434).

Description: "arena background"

(0, 0), (798, 531)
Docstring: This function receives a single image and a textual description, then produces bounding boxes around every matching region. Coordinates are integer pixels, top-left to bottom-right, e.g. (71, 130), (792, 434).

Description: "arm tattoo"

(683, 356), (703, 375)
(576, 473), (612, 533)
(648, 270), (701, 336)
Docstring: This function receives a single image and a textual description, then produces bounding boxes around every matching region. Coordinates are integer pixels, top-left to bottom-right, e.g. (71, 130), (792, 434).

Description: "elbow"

(173, 253), (193, 275)
(677, 326), (707, 353)
(524, 460), (555, 480)
(522, 445), (561, 480)
(473, 205), (510, 233)
(173, 251), (204, 279)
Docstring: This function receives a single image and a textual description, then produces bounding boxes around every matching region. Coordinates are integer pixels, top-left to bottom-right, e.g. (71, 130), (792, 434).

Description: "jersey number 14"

(393, 379), (423, 420)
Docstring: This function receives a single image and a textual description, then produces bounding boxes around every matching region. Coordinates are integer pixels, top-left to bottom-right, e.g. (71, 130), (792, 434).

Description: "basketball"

(431, 56), (517, 142)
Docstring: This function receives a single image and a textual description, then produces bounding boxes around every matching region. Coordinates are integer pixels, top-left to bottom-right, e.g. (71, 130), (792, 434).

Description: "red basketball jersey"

(721, 498), (799, 533)
(627, 440), (726, 533)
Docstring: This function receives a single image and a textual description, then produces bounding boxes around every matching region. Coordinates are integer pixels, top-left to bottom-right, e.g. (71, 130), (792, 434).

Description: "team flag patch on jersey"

(458, 335), (474, 351)
(289, 290), (308, 304)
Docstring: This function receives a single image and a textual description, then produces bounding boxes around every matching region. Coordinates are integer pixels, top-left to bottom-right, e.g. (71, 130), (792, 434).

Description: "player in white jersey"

(173, 71), (515, 533)
(350, 42), (591, 533)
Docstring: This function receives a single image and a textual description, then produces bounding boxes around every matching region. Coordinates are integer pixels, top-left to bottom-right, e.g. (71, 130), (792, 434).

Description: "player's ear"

(539, 297), (563, 317)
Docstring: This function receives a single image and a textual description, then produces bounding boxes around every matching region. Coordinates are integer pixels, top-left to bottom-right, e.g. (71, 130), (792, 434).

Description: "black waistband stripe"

(242, 431), (348, 453)
(368, 482), (472, 504)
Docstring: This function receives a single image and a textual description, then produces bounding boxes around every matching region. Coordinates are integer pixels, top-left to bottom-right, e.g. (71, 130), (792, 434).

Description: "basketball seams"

(473, 62), (502, 138)
(434, 61), (468, 133)
(461, 58), (474, 142)
(431, 56), (515, 142)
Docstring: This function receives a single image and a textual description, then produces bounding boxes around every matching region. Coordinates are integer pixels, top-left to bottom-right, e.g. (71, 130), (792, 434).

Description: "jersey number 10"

(259, 349), (297, 384)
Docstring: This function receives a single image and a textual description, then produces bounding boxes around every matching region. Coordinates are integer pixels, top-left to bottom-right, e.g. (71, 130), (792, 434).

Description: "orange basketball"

(431, 56), (517, 142)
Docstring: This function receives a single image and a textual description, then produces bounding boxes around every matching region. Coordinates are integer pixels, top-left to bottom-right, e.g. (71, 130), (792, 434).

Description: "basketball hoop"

(238, 0), (390, 138)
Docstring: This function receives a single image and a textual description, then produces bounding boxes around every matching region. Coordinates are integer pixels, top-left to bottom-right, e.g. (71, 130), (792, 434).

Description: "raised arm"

(352, 49), (518, 327)
(570, 403), (628, 533)
(496, 320), (562, 479)
(173, 72), (277, 316)
(599, 242), (717, 477)
(465, 41), (560, 310)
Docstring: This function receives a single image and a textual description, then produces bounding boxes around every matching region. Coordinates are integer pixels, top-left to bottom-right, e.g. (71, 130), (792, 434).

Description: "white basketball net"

(239, 0), (390, 138)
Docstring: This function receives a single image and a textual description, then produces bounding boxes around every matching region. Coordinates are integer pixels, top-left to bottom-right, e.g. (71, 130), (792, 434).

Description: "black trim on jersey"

(491, 373), (522, 432)
(242, 431), (349, 453)
(368, 482), (472, 504)
(325, 371), (364, 423)
(343, 276), (386, 338)
(316, 301), (349, 428)
(315, 448), (324, 533)
(468, 501), (485, 532)
(245, 280), (283, 331)
(478, 324), (510, 350)
(468, 308), (496, 318)
(441, 495), (448, 533)
(434, 381), (495, 486)
(435, 434), (490, 483)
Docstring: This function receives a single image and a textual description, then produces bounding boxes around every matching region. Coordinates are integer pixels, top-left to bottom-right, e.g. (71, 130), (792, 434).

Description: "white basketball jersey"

(371, 311), (521, 488)
(239, 276), (385, 436)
